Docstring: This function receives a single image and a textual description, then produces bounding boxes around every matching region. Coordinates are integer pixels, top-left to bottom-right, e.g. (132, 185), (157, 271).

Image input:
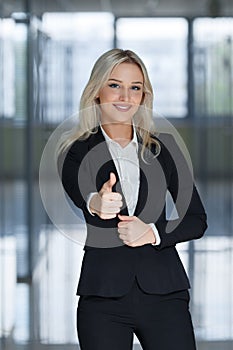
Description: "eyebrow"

(108, 78), (143, 85)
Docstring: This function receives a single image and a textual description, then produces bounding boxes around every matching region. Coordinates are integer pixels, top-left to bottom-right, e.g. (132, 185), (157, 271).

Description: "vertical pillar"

(25, 0), (34, 280)
(113, 16), (117, 49)
(25, 0), (36, 343)
(187, 18), (194, 119)
(187, 18), (196, 312)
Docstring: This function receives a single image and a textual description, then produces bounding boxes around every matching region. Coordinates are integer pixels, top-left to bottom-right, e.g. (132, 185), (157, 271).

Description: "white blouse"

(87, 126), (160, 246)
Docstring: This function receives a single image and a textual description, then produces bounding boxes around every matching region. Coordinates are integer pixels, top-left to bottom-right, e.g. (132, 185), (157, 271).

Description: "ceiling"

(1, 0), (233, 18)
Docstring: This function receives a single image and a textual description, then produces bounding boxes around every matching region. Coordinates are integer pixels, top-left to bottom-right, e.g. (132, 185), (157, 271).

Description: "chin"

(102, 115), (133, 126)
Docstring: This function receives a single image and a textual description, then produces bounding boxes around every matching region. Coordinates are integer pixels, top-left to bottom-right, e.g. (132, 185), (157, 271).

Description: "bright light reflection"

(117, 18), (188, 40)
(194, 18), (233, 41)
(0, 236), (16, 337)
(42, 12), (114, 40)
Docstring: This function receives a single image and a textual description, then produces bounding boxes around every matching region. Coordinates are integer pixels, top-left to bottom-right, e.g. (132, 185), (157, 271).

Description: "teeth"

(114, 104), (130, 110)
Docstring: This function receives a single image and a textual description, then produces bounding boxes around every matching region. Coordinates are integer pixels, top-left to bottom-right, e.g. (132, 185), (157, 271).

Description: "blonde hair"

(57, 48), (160, 159)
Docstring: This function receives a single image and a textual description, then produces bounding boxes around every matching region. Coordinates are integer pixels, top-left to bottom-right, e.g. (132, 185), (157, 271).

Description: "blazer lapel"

(133, 141), (148, 217)
(134, 137), (167, 222)
(87, 127), (129, 216)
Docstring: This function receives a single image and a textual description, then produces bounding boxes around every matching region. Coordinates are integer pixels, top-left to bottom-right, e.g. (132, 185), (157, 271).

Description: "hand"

(118, 215), (156, 247)
(89, 173), (123, 219)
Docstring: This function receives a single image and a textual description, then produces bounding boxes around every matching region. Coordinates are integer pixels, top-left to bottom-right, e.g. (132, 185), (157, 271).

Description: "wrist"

(89, 193), (100, 215)
(147, 226), (156, 244)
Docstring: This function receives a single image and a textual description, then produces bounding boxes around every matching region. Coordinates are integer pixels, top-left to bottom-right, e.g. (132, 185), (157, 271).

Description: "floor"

(1, 340), (233, 350)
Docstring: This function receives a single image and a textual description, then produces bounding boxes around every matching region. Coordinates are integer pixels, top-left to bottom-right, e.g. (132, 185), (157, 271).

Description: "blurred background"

(0, 0), (233, 349)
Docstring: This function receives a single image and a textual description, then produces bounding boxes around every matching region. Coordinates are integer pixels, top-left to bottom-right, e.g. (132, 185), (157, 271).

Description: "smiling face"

(97, 62), (144, 126)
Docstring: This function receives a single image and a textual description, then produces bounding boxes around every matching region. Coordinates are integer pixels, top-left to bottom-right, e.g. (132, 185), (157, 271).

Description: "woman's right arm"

(62, 141), (122, 218)
(61, 141), (93, 213)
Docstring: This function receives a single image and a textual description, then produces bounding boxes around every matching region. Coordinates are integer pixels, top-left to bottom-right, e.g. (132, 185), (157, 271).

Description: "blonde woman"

(61, 49), (207, 350)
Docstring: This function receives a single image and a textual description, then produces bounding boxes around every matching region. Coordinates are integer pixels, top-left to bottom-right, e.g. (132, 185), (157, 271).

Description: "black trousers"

(77, 279), (196, 350)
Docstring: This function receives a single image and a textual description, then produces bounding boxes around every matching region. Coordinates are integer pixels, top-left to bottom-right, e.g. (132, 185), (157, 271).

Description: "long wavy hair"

(57, 48), (160, 160)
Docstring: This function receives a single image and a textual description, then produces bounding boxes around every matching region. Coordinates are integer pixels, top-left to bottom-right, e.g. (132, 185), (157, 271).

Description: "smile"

(113, 104), (132, 112)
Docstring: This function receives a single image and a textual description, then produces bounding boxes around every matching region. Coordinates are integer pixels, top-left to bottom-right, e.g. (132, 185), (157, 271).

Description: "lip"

(113, 104), (132, 112)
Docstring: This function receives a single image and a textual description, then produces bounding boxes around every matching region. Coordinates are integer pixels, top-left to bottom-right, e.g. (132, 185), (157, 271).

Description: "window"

(193, 18), (233, 117)
(116, 18), (188, 118)
(42, 12), (114, 123)
(0, 18), (16, 119)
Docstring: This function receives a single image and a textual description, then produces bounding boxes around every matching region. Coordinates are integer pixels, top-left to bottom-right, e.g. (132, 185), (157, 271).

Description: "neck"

(101, 123), (133, 146)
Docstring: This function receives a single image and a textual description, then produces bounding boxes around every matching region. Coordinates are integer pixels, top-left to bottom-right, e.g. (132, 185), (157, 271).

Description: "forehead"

(109, 62), (143, 81)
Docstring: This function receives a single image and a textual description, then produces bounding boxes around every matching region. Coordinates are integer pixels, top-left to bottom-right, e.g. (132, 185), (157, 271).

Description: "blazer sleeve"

(61, 140), (96, 215)
(154, 134), (208, 250)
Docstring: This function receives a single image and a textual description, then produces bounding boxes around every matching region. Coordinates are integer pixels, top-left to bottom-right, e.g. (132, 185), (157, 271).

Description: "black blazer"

(62, 127), (207, 297)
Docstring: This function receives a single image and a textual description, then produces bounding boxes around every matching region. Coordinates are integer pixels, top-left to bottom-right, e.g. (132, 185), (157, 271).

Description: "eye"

(108, 83), (120, 89)
(131, 85), (141, 91)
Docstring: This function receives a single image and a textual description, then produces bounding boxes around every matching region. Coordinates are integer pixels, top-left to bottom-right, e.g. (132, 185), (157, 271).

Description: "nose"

(119, 87), (129, 101)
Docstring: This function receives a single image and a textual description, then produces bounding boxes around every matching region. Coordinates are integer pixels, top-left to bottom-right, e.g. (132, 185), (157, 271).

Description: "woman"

(60, 49), (207, 350)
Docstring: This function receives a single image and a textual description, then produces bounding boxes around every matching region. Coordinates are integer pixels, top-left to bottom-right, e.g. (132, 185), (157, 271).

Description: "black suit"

(61, 127), (207, 349)
(62, 127), (207, 296)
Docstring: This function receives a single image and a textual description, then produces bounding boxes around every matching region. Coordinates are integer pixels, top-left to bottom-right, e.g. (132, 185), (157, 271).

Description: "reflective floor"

(1, 341), (233, 350)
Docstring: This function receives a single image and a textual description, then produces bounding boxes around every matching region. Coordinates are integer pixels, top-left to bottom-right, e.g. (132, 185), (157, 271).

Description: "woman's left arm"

(154, 185), (207, 250)
(154, 134), (208, 250)
(117, 134), (208, 249)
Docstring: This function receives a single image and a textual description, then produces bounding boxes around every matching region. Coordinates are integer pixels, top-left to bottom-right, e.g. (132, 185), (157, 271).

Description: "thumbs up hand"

(89, 173), (123, 219)
(100, 172), (117, 194)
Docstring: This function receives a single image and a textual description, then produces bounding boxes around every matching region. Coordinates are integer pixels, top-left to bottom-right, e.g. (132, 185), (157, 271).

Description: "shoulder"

(63, 129), (105, 164)
(69, 137), (89, 151)
(62, 136), (92, 166)
(150, 132), (185, 174)
(69, 128), (104, 153)
(150, 132), (175, 159)
(151, 132), (185, 157)
(151, 132), (174, 147)
(153, 132), (192, 180)
(67, 132), (97, 154)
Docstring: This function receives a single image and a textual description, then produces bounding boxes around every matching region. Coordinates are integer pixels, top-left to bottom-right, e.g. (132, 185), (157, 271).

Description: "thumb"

(118, 215), (135, 222)
(103, 172), (116, 192)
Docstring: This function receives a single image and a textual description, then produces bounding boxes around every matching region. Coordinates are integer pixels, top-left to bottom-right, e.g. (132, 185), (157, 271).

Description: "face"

(97, 62), (144, 125)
